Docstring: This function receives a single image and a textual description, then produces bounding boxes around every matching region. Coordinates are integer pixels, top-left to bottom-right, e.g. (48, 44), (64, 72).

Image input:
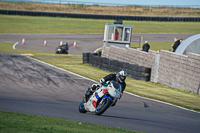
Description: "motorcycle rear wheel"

(95, 98), (112, 115)
(78, 100), (87, 113)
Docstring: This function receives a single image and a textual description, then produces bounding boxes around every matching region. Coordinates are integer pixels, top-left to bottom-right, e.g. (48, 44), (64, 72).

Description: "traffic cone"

(44, 40), (47, 46)
(60, 40), (63, 46)
(73, 41), (76, 47)
(22, 38), (25, 45)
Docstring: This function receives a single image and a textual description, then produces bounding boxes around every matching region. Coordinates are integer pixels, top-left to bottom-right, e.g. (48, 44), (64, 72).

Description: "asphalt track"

(0, 33), (195, 55)
(0, 34), (200, 133)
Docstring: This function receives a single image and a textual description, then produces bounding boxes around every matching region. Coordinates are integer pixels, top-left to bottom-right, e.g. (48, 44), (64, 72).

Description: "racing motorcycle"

(78, 81), (122, 115)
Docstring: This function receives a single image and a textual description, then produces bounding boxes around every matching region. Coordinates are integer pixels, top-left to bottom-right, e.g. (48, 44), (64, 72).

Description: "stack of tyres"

(109, 60), (116, 72)
(101, 58), (109, 71)
(126, 64), (133, 77)
(92, 55), (101, 68)
(122, 62), (129, 72)
(82, 52), (151, 81)
(139, 66), (151, 81)
(96, 56), (101, 69)
(82, 53), (90, 64)
(130, 64), (141, 80)
(88, 53), (98, 67)
(89, 54), (95, 67)
(129, 64), (151, 81)
(112, 60), (119, 72)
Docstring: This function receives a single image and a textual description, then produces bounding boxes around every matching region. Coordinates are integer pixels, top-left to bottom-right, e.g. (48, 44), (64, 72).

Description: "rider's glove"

(100, 78), (105, 84)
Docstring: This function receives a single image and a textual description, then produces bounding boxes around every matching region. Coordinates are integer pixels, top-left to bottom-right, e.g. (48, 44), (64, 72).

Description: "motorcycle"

(78, 81), (122, 115)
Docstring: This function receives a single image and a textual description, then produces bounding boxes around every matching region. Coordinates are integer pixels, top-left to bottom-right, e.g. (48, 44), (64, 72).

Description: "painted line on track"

(22, 54), (98, 84)
(22, 54), (200, 114)
(94, 47), (102, 53)
(13, 42), (18, 49)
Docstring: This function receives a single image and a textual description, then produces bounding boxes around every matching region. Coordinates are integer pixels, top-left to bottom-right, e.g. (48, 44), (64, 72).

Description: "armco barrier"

(0, 9), (200, 22)
(82, 53), (151, 81)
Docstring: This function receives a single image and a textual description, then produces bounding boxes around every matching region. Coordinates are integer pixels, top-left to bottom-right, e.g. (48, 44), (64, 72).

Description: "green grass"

(1, 42), (200, 112)
(0, 15), (200, 34)
(131, 41), (173, 51)
(0, 110), (140, 133)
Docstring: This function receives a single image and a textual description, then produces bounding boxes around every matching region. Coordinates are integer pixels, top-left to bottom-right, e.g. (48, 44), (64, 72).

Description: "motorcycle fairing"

(84, 88), (105, 112)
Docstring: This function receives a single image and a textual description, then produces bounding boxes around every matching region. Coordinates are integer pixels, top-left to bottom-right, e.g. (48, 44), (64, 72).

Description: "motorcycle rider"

(84, 69), (127, 106)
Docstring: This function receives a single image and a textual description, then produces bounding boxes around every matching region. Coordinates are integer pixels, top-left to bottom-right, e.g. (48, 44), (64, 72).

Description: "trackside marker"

(22, 38), (25, 45)
(60, 40), (63, 46)
(73, 41), (77, 47)
(44, 40), (47, 46)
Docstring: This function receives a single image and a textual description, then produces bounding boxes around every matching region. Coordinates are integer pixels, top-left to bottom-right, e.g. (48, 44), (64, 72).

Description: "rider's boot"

(111, 99), (118, 107)
(84, 87), (94, 102)
(84, 84), (99, 102)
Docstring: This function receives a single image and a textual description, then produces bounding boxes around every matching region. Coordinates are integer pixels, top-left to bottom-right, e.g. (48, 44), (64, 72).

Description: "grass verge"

(131, 41), (173, 51)
(0, 110), (140, 133)
(0, 15), (200, 34)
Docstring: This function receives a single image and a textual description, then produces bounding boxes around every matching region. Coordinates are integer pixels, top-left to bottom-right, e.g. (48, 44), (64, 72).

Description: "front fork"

(110, 98), (118, 106)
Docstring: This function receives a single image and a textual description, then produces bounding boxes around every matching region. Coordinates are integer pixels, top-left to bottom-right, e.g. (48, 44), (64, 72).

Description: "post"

(153, 53), (160, 83)
(140, 36), (143, 49)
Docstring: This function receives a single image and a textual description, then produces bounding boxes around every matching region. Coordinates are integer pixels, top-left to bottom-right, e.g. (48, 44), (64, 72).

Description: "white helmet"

(116, 70), (127, 83)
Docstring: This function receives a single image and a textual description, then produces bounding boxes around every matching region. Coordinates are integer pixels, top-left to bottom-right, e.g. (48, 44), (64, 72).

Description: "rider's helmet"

(116, 70), (127, 83)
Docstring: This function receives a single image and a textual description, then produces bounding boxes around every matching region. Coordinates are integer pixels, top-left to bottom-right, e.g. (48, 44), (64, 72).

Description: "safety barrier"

(83, 53), (151, 81)
(0, 9), (200, 22)
(102, 45), (200, 95)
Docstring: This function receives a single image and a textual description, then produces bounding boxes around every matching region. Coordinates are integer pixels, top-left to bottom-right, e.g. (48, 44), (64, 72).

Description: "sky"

(73, 0), (200, 6)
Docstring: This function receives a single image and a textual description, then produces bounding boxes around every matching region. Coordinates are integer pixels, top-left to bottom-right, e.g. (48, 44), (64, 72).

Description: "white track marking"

(13, 42), (18, 49)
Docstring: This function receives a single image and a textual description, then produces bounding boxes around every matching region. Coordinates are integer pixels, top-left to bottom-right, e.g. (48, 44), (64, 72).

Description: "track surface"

(0, 34), (200, 133)
(0, 33), (194, 55)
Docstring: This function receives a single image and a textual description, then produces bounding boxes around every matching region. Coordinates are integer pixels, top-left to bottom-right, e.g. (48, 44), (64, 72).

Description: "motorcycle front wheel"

(78, 100), (87, 113)
(95, 97), (112, 115)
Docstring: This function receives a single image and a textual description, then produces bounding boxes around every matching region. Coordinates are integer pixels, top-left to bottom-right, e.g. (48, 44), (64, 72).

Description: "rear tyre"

(95, 98), (112, 115)
(78, 100), (87, 113)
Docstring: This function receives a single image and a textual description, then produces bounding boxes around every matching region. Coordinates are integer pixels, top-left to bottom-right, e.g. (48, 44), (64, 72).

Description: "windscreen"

(111, 81), (122, 92)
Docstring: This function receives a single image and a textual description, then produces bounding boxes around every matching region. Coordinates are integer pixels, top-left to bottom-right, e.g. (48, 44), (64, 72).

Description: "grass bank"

(0, 110), (139, 133)
(0, 15), (200, 34)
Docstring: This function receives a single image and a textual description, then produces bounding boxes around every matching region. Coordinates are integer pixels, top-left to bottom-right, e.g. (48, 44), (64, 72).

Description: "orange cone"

(73, 41), (76, 47)
(60, 40), (63, 46)
(44, 40), (47, 46)
(22, 38), (25, 45)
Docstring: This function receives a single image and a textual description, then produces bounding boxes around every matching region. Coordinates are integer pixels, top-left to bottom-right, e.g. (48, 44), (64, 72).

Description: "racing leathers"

(100, 74), (126, 93)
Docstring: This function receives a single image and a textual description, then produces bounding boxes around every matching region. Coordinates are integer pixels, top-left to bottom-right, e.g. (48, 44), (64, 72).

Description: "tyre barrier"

(82, 53), (90, 64)
(0, 9), (200, 22)
(83, 53), (151, 81)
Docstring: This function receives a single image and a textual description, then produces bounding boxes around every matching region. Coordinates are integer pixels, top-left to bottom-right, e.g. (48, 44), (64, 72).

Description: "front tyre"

(78, 100), (87, 113)
(95, 98), (112, 115)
